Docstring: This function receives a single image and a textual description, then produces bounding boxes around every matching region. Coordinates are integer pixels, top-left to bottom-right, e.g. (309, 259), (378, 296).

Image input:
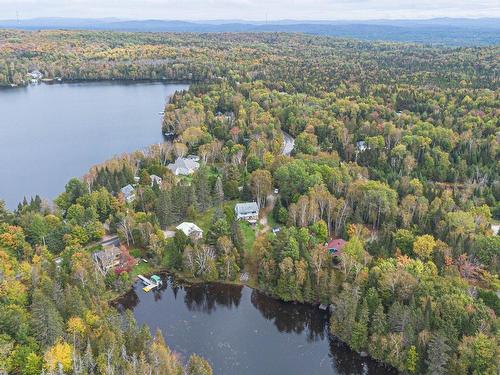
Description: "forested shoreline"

(0, 30), (499, 374)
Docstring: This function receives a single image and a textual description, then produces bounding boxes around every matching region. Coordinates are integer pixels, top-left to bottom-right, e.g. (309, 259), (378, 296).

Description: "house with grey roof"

(167, 157), (200, 176)
(235, 202), (259, 223)
(120, 184), (136, 203)
(93, 245), (121, 274)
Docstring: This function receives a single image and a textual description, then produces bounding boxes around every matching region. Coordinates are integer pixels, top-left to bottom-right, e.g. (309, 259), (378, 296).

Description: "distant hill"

(0, 17), (498, 46)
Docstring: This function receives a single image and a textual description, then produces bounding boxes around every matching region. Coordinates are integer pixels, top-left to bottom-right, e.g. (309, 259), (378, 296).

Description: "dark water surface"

(0, 82), (188, 208)
(116, 275), (396, 375)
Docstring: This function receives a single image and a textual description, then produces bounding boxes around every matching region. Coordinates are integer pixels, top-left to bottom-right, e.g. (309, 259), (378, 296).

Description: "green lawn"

(239, 221), (256, 253)
(130, 261), (152, 278)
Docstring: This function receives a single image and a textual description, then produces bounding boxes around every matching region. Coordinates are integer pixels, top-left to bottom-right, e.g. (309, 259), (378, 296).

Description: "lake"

(116, 275), (396, 375)
(0, 81), (188, 209)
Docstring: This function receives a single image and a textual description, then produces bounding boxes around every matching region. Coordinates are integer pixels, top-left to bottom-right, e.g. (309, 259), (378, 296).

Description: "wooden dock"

(138, 274), (162, 292)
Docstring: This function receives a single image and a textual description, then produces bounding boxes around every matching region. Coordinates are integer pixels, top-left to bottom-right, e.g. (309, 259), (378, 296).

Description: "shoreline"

(112, 266), (398, 374)
(0, 78), (194, 89)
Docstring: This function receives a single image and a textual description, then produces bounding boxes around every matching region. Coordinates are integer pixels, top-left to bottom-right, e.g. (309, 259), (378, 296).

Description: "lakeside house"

(120, 184), (136, 203)
(167, 157), (200, 176)
(235, 202), (259, 223)
(326, 238), (347, 256)
(93, 245), (121, 274)
(176, 222), (203, 240)
(150, 174), (163, 187)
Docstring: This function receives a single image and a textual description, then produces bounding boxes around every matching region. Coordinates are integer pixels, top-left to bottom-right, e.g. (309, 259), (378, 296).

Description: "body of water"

(0, 81), (188, 209)
(116, 275), (396, 375)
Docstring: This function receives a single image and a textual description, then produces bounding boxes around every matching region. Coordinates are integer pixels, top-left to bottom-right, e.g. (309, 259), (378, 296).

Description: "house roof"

(235, 202), (259, 215)
(94, 246), (121, 263)
(176, 222), (203, 236)
(327, 238), (347, 253)
(167, 157), (200, 175)
(120, 184), (135, 197)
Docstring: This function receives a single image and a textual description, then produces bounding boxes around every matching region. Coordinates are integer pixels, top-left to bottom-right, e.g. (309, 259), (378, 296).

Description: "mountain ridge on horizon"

(0, 17), (498, 45)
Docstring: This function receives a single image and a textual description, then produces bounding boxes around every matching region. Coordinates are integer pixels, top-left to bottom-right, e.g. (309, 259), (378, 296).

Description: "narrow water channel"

(115, 274), (397, 375)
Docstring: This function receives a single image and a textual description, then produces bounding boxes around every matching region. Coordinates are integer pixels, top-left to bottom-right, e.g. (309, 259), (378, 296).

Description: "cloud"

(1, 0), (499, 20)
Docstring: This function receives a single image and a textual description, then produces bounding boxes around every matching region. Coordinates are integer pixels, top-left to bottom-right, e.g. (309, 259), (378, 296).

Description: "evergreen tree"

(30, 289), (64, 347)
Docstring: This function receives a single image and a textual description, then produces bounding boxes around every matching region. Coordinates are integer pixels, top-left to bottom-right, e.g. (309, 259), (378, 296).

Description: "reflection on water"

(251, 289), (327, 342)
(115, 274), (396, 375)
(184, 282), (243, 313)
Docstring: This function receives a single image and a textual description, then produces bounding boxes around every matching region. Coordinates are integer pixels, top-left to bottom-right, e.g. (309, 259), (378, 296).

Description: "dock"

(138, 274), (162, 292)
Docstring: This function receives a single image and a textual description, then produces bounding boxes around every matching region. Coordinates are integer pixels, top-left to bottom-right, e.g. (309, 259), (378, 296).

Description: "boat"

(158, 111), (165, 115)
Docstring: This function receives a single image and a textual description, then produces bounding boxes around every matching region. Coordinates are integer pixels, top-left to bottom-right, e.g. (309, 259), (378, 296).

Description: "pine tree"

(155, 190), (172, 228)
(371, 302), (388, 335)
(351, 299), (369, 352)
(194, 167), (211, 212)
(30, 289), (64, 347)
(426, 334), (450, 375)
(214, 176), (224, 207)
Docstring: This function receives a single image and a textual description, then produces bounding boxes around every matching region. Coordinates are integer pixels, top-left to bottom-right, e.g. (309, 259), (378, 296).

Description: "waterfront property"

(93, 245), (121, 274)
(120, 184), (136, 203)
(167, 157), (200, 176)
(176, 222), (203, 240)
(235, 202), (259, 223)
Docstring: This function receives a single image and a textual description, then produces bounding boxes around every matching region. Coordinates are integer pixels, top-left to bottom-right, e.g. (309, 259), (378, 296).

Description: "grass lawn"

(194, 200), (238, 232)
(239, 221), (256, 253)
(130, 261), (152, 278)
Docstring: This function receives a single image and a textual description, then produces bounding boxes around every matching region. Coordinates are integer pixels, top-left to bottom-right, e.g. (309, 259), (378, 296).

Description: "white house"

(235, 202), (259, 223)
(120, 184), (136, 203)
(167, 157), (200, 176)
(176, 222), (203, 240)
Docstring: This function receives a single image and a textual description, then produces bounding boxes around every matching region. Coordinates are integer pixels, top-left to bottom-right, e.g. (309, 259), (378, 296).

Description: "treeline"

(1, 30), (499, 92)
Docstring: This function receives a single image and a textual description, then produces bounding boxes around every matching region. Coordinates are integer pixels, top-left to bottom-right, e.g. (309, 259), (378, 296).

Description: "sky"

(1, 0), (499, 21)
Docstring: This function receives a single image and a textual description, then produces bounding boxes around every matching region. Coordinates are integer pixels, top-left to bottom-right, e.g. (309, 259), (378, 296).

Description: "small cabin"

(120, 184), (136, 203)
(326, 238), (347, 256)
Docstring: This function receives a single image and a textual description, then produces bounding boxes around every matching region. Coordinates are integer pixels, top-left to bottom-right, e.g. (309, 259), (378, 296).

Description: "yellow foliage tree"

(413, 234), (436, 260)
(44, 341), (73, 373)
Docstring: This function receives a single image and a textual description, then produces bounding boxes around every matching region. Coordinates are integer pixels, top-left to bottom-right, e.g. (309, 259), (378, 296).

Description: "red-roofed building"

(326, 238), (347, 256)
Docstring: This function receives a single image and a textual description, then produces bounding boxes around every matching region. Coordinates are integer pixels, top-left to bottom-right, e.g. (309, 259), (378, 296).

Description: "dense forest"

(0, 30), (499, 374)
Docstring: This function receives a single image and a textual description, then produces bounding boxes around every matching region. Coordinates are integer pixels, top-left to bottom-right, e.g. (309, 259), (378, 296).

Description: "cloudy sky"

(1, 0), (499, 20)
